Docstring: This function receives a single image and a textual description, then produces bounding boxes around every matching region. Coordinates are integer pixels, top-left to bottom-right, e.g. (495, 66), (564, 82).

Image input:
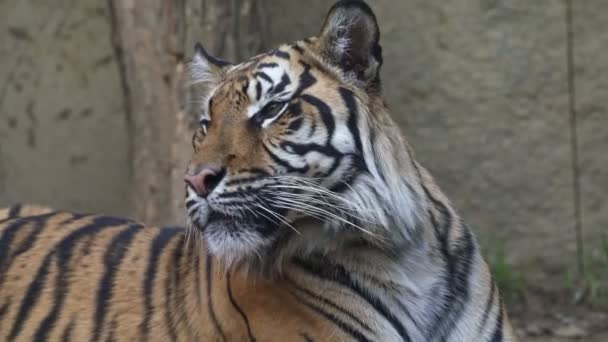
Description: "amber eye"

(253, 101), (288, 126)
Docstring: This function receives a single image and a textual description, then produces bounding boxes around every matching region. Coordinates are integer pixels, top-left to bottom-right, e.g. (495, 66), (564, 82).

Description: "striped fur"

(0, 212), (370, 341)
(1, 1), (517, 341)
(0, 203), (54, 220)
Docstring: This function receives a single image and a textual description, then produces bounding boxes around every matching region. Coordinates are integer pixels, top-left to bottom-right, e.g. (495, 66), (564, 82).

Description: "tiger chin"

(0, 1), (517, 341)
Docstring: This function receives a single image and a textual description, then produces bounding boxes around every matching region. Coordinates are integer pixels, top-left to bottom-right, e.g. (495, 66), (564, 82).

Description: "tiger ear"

(316, 0), (383, 91)
(190, 42), (232, 87)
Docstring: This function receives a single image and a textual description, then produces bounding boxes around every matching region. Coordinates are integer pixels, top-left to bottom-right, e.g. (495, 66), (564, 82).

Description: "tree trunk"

(108, 0), (267, 225)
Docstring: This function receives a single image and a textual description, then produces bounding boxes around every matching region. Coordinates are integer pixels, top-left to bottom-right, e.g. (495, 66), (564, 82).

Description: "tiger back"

(0, 203), (55, 220)
(0, 210), (377, 341)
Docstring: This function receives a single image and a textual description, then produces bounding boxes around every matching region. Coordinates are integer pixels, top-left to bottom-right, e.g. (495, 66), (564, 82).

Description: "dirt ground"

(509, 289), (608, 341)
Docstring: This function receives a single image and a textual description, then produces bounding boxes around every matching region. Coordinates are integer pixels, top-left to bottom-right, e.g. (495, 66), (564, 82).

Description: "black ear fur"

(194, 43), (232, 68)
(191, 42), (233, 85)
(317, 0), (383, 91)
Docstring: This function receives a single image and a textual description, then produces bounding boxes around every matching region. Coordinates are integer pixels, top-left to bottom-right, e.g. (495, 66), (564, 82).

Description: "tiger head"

(185, 0), (422, 265)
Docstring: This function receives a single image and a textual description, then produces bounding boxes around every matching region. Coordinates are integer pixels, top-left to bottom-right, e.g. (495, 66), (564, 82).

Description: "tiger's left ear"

(190, 42), (233, 87)
(316, 0), (383, 91)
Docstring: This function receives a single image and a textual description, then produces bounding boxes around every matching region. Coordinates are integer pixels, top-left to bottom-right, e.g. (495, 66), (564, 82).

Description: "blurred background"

(0, 0), (606, 340)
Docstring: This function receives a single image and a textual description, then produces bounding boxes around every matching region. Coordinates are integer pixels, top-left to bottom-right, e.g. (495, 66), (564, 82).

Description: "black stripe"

(301, 94), (335, 142)
(8, 204), (22, 218)
(92, 224), (142, 341)
(422, 183), (475, 340)
(269, 49), (290, 60)
(262, 143), (309, 174)
(271, 73), (291, 95)
(293, 257), (411, 342)
(206, 254), (227, 341)
(286, 277), (373, 333)
(258, 62), (278, 69)
(490, 296), (504, 342)
(289, 289), (372, 342)
(293, 61), (316, 97)
(105, 319), (117, 342)
(339, 87), (368, 172)
(254, 71), (273, 84)
(226, 272), (256, 342)
(61, 318), (75, 342)
(194, 246), (203, 313)
(478, 278), (496, 334)
(0, 300), (10, 324)
(164, 240), (182, 342)
(194, 42), (232, 67)
(0, 218), (35, 290)
(139, 228), (182, 341)
(8, 254), (52, 340)
(11, 216), (126, 340)
(255, 81), (262, 101)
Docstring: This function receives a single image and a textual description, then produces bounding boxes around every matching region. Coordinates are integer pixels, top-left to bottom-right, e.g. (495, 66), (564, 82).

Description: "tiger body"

(0, 1), (516, 341)
(0, 210), (354, 341)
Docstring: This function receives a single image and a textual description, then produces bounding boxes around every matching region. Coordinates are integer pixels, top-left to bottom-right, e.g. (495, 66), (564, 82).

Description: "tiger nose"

(184, 165), (226, 197)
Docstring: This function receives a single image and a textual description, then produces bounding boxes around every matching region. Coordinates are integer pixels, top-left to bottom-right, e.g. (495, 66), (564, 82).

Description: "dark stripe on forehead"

(269, 49), (290, 60)
(294, 61), (316, 96)
(254, 72), (273, 84)
(258, 62), (278, 69)
(272, 73), (292, 95)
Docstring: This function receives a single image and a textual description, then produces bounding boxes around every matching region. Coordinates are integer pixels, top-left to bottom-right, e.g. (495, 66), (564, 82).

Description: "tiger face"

(185, 1), (391, 263)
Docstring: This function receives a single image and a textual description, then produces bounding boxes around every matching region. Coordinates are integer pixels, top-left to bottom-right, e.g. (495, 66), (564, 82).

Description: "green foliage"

(583, 234), (608, 308)
(490, 246), (525, 304)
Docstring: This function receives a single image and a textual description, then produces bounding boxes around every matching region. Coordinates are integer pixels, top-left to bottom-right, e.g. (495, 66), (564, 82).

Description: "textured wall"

(574, 0), (608, 277)
(0, 0), (128, 215)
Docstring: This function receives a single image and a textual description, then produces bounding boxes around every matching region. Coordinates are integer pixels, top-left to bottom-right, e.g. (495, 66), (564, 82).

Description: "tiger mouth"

(195, 210), (276, 237)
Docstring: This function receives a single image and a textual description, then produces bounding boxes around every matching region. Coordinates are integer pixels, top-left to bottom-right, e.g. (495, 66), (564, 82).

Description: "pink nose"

(184, 165), (225, 197)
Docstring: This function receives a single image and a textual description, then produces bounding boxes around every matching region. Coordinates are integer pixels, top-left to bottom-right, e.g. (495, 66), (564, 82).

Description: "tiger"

(0, 1), (517, 341)
(0, 203), (55, 220)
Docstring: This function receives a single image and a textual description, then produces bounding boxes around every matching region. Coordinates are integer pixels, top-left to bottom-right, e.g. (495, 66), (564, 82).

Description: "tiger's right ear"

(190, 42), (232, 86)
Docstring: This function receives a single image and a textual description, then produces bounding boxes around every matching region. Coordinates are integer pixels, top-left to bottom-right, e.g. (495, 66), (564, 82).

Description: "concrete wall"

(0, 1), (606, 282)
(0, 0), (129, 216)
(574, 0), (608, 280)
